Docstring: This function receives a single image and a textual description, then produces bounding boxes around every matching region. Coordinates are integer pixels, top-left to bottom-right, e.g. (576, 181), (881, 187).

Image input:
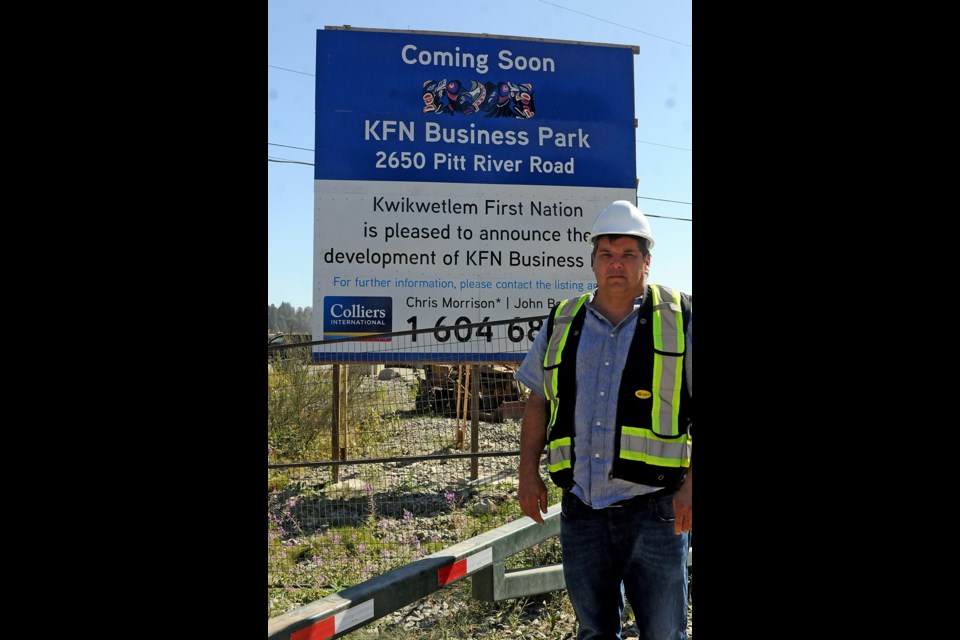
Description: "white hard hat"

(588, 200), (655, 249)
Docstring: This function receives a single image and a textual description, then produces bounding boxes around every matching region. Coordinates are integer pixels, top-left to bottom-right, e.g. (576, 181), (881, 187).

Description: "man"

(515, 200), (692, 640)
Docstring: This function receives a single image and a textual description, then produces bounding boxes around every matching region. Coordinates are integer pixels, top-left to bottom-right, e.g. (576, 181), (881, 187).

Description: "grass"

(268, 354), (419, 464)
(267, 478), (566, 617)
(274, 483), (576, 639)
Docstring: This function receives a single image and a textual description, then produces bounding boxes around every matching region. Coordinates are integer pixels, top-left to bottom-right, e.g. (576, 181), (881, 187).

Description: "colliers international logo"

(323, 296), (393, 341)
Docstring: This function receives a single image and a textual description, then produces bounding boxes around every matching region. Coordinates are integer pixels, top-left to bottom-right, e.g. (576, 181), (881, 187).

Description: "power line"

(268, 64), (314, 76)
(535, 0), (690, 47)
(268, 157), (314, 166)
(266, 154), (692, 204)
(645, 213), (691, 222)
(266, 156), (691, 220)
(269, 142), (314, 152)
(268, 4), (690, 79)
(639, 195), (690, 206)
(638, 140), (690, 152)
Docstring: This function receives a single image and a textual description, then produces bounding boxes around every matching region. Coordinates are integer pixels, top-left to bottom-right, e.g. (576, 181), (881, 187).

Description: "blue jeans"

(560, 490), (689, 640)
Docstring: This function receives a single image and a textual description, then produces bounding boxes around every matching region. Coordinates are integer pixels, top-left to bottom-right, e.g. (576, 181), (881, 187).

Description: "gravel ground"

(365, 587), (692, 638)
(367, 595), (693, 640)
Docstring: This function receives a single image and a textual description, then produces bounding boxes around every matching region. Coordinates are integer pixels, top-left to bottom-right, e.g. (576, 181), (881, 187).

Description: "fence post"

(470, 363), (480, 480)
(341, 365), (349, 460)
(455, 365), (465, 449)
(331, 363), (340, 483)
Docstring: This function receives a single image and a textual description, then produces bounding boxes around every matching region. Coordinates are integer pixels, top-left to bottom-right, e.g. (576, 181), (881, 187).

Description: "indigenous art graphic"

(422, 79), (535, 118)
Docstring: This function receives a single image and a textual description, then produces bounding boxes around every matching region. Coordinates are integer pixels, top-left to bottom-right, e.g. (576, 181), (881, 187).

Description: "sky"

(268, 0), (691, 311)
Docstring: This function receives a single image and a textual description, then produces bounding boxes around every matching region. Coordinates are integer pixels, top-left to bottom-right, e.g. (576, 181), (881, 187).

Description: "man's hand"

(518, 472), (549, 525)
(673, 469), (692, 534)
(518, 393), (550, 525)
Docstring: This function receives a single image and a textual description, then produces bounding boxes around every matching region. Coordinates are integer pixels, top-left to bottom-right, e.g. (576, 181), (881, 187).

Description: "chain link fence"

(267, 315), (561, 618)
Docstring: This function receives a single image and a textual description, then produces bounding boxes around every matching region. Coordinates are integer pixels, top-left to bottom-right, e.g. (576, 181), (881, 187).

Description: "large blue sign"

(315, 29), (637, 188)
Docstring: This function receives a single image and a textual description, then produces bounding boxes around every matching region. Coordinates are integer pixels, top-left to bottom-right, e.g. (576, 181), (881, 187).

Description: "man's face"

(592, 235), (650, 295)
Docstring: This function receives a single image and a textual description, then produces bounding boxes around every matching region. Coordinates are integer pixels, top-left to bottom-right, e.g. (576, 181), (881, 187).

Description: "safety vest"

(541, 284), (692, 490)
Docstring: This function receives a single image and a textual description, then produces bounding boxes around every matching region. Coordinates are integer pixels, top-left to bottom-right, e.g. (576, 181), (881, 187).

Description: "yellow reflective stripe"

(650, 285), (668, 435)
(543, 365), (559, 404)
(547, 437), (572, 472)
(650, 285), (683, 437)
(543, 297), (573, 404)
(664, 287), (684, 437)
(544, 294), (589, 368)
(652, 285), (683, 353)
(618, 449), (690, 468)
(543, 294), (589, 430)
(620, 426), (690, 468)
(542, 297), (570, 370)
(664, 357), (683, 435)
(622, 425), (689, 445)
